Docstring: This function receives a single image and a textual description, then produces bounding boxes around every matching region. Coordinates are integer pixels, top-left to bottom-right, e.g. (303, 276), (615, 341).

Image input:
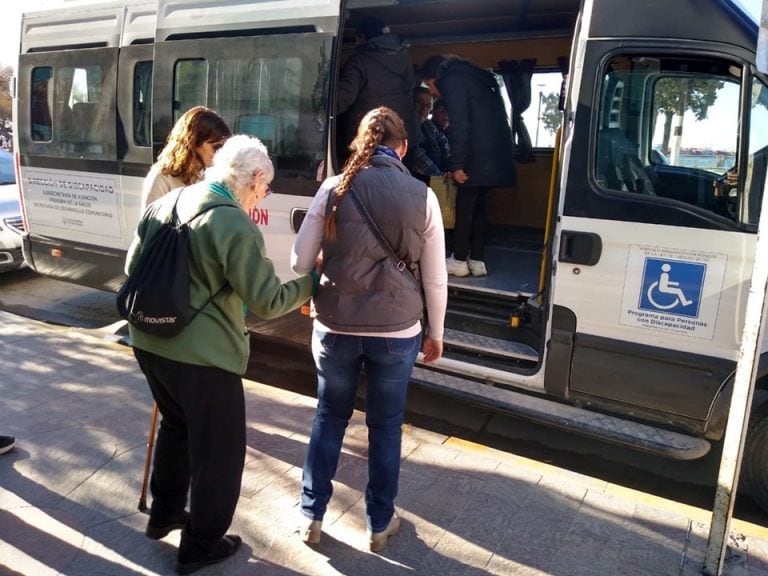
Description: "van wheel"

(743, 411), (768, 513)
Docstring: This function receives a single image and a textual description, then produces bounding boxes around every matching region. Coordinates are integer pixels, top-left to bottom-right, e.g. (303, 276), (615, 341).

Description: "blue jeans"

(300, 328), (421, 532)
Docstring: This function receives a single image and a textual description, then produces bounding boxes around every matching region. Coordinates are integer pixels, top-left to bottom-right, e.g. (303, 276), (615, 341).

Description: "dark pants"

(134, 348), (245, 552)
(452, 185), (489, 261)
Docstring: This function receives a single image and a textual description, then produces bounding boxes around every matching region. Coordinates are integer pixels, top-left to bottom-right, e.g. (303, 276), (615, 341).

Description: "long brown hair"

(156, 106), (231, 185)
(325, 106), (407, 239)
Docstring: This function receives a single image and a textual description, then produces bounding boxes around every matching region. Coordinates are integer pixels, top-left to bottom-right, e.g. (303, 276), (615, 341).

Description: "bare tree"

(0, 65), (12, 127)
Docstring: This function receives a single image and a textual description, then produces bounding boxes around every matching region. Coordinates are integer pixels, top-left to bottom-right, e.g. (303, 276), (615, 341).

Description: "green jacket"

(126, 181), (313, 374)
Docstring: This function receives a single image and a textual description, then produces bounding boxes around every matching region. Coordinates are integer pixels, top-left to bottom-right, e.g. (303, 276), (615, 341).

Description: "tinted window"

(174, 59), (207, 122)
(156, 33), (331, 187)
(19, 48), (117, 161)
(133, 61), (152, 147)
(595, 56), (740, 221)
(743, 77), (768, 225)
(30, 67), (53, 142)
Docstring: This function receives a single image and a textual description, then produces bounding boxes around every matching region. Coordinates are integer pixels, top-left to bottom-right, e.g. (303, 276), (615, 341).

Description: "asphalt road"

(1, 266), (767, 527)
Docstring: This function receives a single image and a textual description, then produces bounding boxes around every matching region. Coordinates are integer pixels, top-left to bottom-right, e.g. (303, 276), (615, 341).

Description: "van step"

(410, 366), (711, 460)
(443, 328), (538, 362)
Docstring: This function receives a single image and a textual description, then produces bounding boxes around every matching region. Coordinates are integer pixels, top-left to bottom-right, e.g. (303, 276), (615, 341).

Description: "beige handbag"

(429, 175), (457, 229)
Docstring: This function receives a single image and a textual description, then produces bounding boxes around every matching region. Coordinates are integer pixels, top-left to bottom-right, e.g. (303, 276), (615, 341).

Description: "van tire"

(743, 410), (768, 514)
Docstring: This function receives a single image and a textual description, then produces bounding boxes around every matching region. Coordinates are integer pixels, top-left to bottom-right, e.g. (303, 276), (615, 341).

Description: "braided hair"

(325, 106), (407, 239)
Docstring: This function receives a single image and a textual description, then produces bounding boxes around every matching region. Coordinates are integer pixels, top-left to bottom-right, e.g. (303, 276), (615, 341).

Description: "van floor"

(447, 244), (542, 296)
(448, 221), (545, 298)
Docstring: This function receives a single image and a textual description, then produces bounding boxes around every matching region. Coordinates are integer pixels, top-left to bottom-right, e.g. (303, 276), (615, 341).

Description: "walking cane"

(138, 402), (159, 512)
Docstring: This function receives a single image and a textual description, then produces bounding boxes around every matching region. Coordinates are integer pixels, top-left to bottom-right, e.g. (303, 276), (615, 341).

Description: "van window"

(30, 67), (53, 142)
(595, 55), (740, 221)
(744, 77), (768, 225)
(20, 49), (117, 161)
(59, 64), (111, 157)
(522, 71), (563, 149)
(155, 33), (331, 186)
(133, 61), (152, 147)
(213, 56), (303, 155)
(174, 59), (208, 121)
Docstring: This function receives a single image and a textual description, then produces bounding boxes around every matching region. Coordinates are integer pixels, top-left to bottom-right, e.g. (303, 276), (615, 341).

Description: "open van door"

(549, 0), (765, 439)
(152, 0), (343, 279)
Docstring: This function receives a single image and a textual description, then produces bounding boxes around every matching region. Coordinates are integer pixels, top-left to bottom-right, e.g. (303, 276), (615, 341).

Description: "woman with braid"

(291, 107), (447, 552)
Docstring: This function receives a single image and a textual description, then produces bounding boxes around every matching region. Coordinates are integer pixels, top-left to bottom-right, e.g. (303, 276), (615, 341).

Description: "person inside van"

(420, 55), (516, 278)
(409, 86), (450, 184)
(431, 99), (450, 134)
(336, 16), (420, 165)
(291, 107), (447, 553)
(141, 106), (232, 210)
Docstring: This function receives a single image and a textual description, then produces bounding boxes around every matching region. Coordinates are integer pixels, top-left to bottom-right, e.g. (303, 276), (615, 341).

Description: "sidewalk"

(0, 309), (767, 576)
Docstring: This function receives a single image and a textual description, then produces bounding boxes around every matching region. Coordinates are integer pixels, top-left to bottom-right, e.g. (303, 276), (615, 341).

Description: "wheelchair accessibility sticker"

(639, 259), (704, 317)
(620, 245), (726, 339)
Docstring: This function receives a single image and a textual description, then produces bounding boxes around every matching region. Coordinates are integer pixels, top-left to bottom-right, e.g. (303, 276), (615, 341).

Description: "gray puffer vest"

(314, 154), (427, 332)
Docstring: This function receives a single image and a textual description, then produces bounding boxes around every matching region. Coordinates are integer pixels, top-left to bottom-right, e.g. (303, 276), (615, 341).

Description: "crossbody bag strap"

(347, 186), (419, 289)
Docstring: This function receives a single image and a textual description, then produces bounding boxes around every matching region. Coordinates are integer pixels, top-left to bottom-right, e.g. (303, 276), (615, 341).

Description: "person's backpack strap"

(172, 188), (240, 318)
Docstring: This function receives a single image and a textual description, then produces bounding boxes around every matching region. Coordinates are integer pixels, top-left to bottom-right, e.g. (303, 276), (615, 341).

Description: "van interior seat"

(597, 127), (655, 195)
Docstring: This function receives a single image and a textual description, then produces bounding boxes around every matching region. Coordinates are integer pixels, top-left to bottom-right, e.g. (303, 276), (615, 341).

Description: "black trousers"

(134, 348), (245, 550)
(452, 185), (489, 261)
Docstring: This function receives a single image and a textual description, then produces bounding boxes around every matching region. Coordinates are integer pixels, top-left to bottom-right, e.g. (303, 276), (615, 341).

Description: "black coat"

(336, 34), (420, 153)
(437, 59), (516, 187)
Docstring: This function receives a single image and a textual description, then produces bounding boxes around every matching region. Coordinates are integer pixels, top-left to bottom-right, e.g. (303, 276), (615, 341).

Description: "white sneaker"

(468, 259), (487, 277)
(299, 516), (322, 544)
(368, 513), (400, 553)
(446, 255), (470, 277)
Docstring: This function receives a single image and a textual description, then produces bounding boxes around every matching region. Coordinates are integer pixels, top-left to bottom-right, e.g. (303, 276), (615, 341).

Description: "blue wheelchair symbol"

(638, 258), (706, 317)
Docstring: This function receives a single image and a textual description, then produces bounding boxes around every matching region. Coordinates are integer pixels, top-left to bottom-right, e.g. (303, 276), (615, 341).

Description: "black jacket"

(336, 34), (420, 153)
(436, 59), (516, 187)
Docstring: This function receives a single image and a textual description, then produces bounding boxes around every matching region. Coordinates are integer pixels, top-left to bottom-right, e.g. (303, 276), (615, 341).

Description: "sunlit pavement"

(1, 310), (767, 576)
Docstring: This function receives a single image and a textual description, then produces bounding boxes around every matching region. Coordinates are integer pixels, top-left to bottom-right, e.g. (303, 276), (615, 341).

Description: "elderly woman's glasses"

(265, 184), (274, 197)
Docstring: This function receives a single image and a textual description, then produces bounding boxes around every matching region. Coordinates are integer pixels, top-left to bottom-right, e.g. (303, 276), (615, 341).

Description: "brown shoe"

(368, 513), (400, 553)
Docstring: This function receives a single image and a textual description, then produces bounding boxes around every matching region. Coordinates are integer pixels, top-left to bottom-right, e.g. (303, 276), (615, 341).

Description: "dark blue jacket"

(436, 59), (516, 187)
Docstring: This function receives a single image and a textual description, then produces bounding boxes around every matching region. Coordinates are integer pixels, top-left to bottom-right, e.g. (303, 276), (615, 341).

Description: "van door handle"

(290, 208), (308, 233)
(559, 231), (602, 265)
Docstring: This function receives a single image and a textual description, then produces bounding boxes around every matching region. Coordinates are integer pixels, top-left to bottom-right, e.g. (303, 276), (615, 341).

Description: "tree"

(654, 77), (724, 154)
(0, 65), (11, 127)
(540, 92), (562, 135)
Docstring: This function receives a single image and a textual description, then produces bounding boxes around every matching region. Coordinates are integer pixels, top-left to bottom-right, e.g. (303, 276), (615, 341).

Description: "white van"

(13, 0), (768, 511)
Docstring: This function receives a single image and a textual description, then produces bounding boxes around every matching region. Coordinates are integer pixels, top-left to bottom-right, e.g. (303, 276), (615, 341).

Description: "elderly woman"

(126, 135), (317, 575)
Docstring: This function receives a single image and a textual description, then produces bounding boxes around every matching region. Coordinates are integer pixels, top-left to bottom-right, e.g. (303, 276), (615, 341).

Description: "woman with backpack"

(291, 107), (447, 552)
(127, 135), (318, 574)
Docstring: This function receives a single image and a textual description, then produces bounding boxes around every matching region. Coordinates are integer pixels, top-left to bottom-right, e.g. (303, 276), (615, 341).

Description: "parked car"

(0, 150), (25, 273)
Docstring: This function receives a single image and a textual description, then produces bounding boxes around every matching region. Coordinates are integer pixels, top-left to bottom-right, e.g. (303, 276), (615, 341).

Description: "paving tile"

(2, 312), (768, 576)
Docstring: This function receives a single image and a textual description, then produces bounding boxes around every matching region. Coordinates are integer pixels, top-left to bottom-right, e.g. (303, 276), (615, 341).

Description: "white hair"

(206, 134), (274, 191)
